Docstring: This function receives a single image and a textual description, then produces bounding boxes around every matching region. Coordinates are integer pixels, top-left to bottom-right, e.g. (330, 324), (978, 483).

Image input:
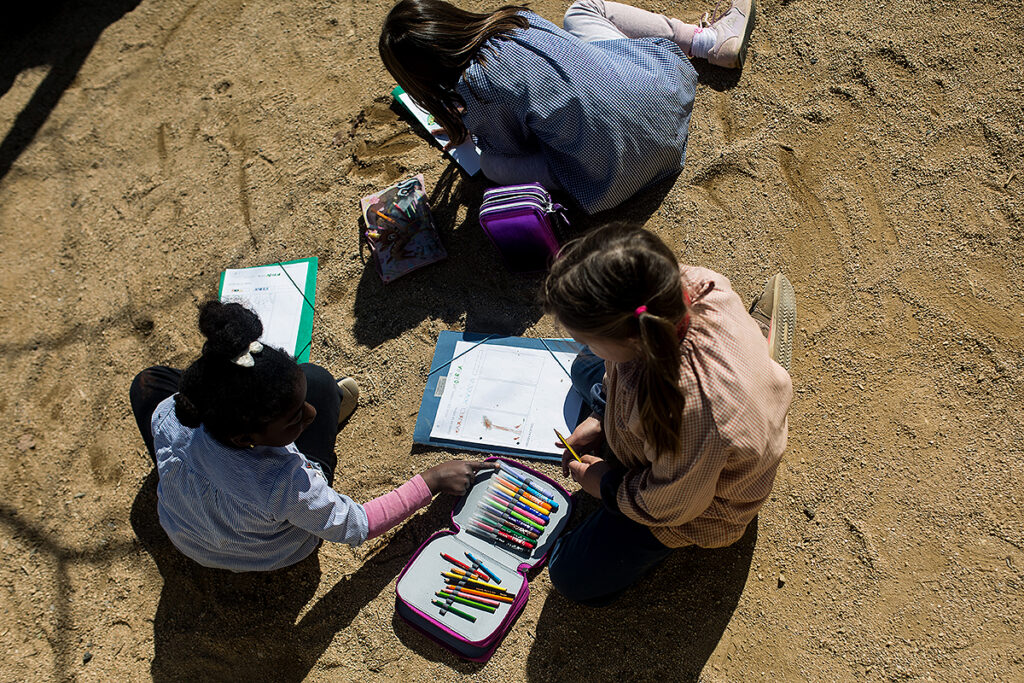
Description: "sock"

(689, 26), (718, 59)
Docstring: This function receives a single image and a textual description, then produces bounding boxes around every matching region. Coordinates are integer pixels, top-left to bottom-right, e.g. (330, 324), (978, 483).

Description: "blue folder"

(412, 331), (585, 462)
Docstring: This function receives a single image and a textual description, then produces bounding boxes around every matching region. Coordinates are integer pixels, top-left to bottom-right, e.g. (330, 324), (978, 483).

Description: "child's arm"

(363, 460), (496, 538)
(275, 460), (497, 544)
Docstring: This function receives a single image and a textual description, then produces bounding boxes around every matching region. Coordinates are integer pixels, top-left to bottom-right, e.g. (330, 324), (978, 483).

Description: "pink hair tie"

(633, 305), (648, 318)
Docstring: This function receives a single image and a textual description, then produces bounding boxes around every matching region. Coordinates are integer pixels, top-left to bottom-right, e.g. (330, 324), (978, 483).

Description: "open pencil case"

(478, 183), (567, 273)
(395, 457), (573, 661)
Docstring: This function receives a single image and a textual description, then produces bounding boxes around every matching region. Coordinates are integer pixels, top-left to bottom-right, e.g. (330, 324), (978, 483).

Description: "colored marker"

(441, 571), (511, 592)
(497, 466), (559, 509)
(489, 490), (549, 524)
(374, 209), (397, 224)
(448, 566), (503, 584)
(443, 586), (504, 606)
(475, 508), (540, 538)
(472, 514), (536, 543)
(491, 481), (551, 517)
(435, 591), (496, 613)
(483, 497), (545, 531)
(432, 599), (475, 622)
(466, 551), (501, 584)
(470, 519), (536, 549)
(441, 552), (490, 581)
(468, 520), (536, 552)
(447, 585), (514, 603)
(477, 504), (540, 535)
(495, 476), (553, 511)
(443, 577), (515, 599)
(554, 428), (582, 463)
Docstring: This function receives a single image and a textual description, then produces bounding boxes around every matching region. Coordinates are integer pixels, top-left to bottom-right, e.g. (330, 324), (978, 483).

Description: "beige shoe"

(337, 377), (359, 426)
(748, 273), (795, 372)
(704, 0), (756, 69)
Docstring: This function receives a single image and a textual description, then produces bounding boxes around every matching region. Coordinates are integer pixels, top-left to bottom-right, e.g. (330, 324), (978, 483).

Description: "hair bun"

(197, 300), (263, 359)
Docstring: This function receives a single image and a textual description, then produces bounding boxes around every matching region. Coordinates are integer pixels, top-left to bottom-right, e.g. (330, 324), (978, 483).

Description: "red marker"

(470, 519), (534, 549)
(440, 552), (490, 581)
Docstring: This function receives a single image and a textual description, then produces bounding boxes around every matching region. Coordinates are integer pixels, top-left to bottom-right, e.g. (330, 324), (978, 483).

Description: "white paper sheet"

(429, 342), (583, 455)
(220, 261), (309, 356)
(394, 90), (482, 176)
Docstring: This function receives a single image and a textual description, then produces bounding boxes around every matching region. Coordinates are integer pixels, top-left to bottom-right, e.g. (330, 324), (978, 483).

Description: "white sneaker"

(704, 0), (756, 69)
(748, 273), (796, 373)
(337, 377), (359, 426)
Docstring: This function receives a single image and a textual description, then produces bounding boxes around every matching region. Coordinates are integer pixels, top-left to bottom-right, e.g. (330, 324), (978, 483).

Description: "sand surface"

(1, 0), (1022, 680)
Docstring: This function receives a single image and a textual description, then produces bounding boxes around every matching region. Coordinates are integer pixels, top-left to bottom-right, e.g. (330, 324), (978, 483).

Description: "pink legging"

(563, 0), (700, 51)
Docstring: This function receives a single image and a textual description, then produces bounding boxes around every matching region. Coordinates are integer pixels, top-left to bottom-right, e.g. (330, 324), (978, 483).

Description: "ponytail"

(634, 310), (685, 456)
(174, 300), (303, 444)
(543, 224), (688, 455)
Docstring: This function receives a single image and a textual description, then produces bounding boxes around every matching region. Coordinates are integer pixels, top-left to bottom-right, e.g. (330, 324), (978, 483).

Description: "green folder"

(218, 257), (318, 362)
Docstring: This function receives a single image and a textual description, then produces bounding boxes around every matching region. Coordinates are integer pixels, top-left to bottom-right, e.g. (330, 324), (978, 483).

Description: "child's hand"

(567, 455), (609, 499)
(429, 127), (456, 151)
(422, 460), (497, 495)
(558, 416), (605, 477)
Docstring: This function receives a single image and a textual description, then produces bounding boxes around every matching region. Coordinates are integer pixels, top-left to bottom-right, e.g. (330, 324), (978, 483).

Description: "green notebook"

(218, 257), (318, 362)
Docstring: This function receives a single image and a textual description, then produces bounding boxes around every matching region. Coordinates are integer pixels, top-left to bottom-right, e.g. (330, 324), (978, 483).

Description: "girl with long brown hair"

(541, 224), (794, 604)
(379, 0), (755, 215)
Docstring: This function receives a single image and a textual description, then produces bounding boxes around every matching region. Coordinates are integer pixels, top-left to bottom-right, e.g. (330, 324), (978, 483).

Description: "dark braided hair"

(175, 301), (304, 445)
(542, 224), (688, 456)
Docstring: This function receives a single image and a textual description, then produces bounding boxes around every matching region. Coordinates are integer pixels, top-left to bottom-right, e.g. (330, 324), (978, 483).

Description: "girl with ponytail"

(541, 224), (794, 605)
(129, 300), (493, 572)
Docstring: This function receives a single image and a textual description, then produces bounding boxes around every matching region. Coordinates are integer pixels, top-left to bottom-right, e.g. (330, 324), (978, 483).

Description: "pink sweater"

(363, 475), (433, 539)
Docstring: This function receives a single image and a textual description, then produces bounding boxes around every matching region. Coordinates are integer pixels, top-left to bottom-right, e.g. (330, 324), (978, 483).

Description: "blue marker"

(497, 466), (559, 510)
(491, 489), (550, 523)
(466, 551), (501, 584)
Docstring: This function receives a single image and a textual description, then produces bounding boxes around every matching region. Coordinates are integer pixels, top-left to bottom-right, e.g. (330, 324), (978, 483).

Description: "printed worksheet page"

(220, 261), (309, 356)
(429, 342), (583, 455)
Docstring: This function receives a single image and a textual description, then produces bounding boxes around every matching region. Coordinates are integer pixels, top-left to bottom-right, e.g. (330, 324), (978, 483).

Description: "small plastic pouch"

(478, 183), (567, 272)
(395, 458), (572, 661)
(360, 174), (447, 283)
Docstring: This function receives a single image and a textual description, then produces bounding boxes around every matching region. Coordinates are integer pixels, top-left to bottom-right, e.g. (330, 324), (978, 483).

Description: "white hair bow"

(231, 341), (264, 368)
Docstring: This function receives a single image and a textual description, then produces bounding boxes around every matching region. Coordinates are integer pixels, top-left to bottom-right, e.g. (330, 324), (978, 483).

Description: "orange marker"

(495, 476), (552, 511)
(374, 210), (397, 224)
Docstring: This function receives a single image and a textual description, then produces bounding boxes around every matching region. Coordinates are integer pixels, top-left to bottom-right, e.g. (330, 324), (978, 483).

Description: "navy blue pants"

(548, 347), (674, 606)
(129, 363), (343, 484)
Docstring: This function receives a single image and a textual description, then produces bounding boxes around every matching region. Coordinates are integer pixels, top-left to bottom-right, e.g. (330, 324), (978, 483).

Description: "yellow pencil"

(554, 428), (582, 463)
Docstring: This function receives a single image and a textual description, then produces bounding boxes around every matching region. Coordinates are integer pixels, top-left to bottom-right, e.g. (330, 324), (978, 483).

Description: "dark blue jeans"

(548, 347), (674, 606)
(570, 345), (607, 417)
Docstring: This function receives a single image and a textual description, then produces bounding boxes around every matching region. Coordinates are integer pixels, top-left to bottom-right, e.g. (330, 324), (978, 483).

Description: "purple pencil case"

(478, 183), (566, 272)
(395, 457), (573, 661)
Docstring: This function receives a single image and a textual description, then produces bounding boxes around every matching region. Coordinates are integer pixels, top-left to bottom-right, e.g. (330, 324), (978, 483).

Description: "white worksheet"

(429, 342), (583, 455)
(220, 261), (309, 356)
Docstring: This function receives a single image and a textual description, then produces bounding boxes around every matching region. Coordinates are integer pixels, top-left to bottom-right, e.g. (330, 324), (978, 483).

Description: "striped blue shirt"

(151, 396), (369, 571)
(457, 12), (697, 214)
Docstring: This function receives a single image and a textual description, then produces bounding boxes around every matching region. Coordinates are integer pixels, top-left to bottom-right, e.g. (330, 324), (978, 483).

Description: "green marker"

(436, 591), (496, 613)
(432, 599), (476, 622)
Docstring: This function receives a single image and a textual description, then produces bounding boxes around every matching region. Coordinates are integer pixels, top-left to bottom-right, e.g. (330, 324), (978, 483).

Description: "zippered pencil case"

(394, 457), (572, 661)
(478, 183), (567, 273)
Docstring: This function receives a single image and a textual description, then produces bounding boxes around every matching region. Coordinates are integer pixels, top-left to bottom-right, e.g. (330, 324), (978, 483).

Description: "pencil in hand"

(554, 428), (582, 463)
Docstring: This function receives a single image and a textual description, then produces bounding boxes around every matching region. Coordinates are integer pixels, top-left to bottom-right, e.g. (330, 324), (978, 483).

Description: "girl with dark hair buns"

(130, 300), (494, 572)
(540, 225), (794, 604)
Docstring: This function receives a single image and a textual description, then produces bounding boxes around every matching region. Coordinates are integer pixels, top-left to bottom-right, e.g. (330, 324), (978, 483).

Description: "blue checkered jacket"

(456, 12), (697, 214)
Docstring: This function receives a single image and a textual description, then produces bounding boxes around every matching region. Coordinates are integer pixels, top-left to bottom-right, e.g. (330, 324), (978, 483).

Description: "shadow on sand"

(0, 0), (142, 180)
(129, 470), (460, 682)
(524, 496), (758, 682)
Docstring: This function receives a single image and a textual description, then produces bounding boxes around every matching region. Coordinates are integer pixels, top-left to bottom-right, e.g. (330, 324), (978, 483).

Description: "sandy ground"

(1, 0), (1022, 680)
